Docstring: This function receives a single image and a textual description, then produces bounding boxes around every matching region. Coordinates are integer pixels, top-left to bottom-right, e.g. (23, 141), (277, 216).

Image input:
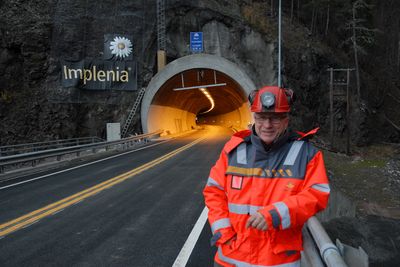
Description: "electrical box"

(106, 123), (121, 141)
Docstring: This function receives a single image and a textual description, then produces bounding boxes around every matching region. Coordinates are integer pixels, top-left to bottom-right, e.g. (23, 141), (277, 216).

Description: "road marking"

(0, 139), (172, 190)
(172, 207), (209, 267)
(72, 199), (84, 206)
(0, 137), (206, 238)
(51, 209), (65, 216)
(22, 220), (39, 229)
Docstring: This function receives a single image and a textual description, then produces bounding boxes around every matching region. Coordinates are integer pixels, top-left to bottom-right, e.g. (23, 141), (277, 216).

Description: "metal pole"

(278, 0), (282, 87)
(346, 69), (351, 155)
(329, 68), (334, 148)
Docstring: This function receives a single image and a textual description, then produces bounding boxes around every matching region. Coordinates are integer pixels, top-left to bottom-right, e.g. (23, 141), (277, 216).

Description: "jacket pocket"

(221, 235), (249, 257)
(272, 228), (303, 254)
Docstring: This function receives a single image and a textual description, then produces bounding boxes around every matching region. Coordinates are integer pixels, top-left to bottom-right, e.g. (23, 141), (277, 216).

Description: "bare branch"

(353, 26), (378, 32)
(354, 44), (367, 55)
(354, 0), (371, 10)
(384, 115), (400, 132)
(387, 93), (400, 104)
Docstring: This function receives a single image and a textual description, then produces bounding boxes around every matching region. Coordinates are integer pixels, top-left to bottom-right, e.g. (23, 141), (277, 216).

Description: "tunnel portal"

(141, 54), (257, 135)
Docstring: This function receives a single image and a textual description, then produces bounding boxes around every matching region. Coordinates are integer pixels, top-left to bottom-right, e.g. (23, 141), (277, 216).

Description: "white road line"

(71, 199), (84, 206)
(172, 207), (208, 267)
(51, 208), (65, 216)
(0, 140), (172, 190)
(22, 220), (40, 229)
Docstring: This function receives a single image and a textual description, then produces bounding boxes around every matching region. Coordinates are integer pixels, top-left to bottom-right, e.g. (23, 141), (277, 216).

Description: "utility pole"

(328, 68), (355, 155)
(157, 0), (166, 72)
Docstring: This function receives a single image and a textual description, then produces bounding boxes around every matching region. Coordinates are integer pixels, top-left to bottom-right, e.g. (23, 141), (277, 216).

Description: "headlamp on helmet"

(261, 92), (275, 108)
(248, 86), (293, 113)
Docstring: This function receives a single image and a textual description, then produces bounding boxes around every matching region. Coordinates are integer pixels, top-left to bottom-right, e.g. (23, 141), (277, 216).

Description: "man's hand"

(246, 212), (268, 231)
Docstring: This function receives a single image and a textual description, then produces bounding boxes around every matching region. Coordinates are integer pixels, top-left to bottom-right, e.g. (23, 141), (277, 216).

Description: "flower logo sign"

(109, 36), (133, 59)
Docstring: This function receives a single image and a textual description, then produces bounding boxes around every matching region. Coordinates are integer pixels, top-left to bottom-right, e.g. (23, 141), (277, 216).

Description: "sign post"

(190, 32), (203, 53)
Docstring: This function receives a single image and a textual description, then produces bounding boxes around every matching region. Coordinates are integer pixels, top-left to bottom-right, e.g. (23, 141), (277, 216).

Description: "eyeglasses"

(254, 114), (287, 124)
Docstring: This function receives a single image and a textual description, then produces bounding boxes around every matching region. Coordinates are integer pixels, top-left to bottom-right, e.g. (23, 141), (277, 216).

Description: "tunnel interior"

(147, 68), (252, 135)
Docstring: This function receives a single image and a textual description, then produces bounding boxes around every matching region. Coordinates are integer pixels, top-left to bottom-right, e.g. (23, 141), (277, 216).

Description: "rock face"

(0, 0), (393, 145)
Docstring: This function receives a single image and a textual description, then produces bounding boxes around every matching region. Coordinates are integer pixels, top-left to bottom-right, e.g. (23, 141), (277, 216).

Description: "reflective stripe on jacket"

(203, 129), (330, 267)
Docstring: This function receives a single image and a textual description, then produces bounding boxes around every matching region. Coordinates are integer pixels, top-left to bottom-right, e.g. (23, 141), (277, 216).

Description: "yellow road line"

(0, 137), (206, 237)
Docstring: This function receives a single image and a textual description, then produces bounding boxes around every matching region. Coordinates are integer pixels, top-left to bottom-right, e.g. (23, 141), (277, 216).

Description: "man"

(203, 86), (330, 267)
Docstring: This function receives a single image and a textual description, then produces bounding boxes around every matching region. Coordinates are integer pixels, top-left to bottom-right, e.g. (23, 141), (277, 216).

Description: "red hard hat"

(248, 86), (293, 113)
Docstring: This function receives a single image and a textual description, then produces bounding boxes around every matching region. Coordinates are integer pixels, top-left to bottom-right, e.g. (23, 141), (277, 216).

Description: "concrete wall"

(147, 105), (196, 135)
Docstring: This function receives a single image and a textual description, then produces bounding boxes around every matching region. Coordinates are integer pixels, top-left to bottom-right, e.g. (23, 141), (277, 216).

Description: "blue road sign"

(190, 32), (203, 52)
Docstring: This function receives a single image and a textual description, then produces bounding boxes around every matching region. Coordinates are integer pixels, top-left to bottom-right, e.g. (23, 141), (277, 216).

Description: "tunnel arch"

(141, 54), (257, 134)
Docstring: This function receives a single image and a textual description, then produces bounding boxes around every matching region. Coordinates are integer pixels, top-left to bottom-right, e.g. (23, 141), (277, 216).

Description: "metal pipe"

(278, 0), (282, 87)
(329, 68), (334, 148)
(307, 216), (348, 267)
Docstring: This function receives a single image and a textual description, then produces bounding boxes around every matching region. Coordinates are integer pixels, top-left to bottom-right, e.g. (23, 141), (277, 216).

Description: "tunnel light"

(199, 87), (215, 114)
(173, 83), (227, 91)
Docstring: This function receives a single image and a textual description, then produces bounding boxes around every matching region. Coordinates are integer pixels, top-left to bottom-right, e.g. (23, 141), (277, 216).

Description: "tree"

(325, 0), (330, 35)
(345, 0), (378, 103)
(301, 0), (331, 36)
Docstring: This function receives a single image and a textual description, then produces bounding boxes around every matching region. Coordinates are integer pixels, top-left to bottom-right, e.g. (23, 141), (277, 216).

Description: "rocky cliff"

(0, 0), (398, 147)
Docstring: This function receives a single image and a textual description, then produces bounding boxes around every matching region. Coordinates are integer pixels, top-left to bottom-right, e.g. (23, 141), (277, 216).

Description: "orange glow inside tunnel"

(146, 69), (252, 135)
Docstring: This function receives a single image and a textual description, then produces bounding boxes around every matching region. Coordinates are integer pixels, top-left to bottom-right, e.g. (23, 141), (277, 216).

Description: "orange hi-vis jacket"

(203, 128), (330, 267)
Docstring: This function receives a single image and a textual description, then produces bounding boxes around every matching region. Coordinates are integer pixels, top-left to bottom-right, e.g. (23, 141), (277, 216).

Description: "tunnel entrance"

(141, 54), (256, 134)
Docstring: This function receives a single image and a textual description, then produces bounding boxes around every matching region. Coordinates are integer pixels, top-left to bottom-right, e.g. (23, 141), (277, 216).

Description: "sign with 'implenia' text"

(61, 59), (137, 91)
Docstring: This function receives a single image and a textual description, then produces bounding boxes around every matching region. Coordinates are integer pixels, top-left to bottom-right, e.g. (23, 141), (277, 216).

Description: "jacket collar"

(250, 125), (294, 152)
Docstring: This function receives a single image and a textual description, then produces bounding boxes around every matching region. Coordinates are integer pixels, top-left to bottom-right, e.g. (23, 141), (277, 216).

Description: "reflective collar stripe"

(228, 203), (263, 215)
(206, 177), (224, 190)
(237, 143), (247, 164)
(283, 141), (304, 166)
(211, 218), (231, 233)
(273, 202), (291, 229)
(218, 247), (301, 267)
(311, 183), (330, 193)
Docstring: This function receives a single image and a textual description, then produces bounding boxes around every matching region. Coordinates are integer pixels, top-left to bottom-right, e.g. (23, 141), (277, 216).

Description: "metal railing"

(302, 216), (368, 267)
(0, 130), (163, 174)
(0, 137), (104, 157)
(303, 216), (348, 267)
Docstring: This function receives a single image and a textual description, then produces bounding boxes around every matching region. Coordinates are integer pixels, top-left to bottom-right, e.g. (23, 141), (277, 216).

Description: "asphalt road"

(0, 126), (232, 266)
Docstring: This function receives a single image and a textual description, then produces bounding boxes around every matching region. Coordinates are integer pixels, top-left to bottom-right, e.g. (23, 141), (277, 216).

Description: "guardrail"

(0, 130), (163, 174)
(0, 137), (104, 157)
(302, 216), (368, 267)
(303, 216), (348, 267)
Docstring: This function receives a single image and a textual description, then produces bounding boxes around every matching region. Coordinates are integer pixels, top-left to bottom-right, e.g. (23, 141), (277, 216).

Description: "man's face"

(253, 112), (289, 144)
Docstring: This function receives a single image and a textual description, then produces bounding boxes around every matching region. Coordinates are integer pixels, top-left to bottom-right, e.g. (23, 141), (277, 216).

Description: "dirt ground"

(317, 141), (400, 266)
